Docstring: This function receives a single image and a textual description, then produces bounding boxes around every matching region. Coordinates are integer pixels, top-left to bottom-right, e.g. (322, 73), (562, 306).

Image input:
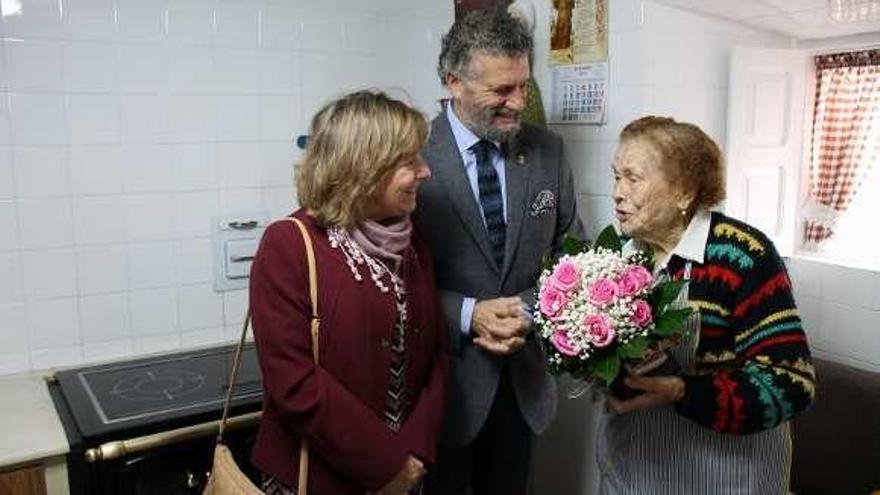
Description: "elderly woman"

(249, 90), (448, 495)
(598, 116), (815, 494)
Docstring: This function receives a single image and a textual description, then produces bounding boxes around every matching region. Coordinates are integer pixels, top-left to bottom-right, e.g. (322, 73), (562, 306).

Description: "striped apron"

(596, 262), (791, 495)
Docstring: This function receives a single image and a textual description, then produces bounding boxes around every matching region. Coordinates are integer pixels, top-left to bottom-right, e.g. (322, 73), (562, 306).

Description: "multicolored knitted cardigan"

(670, 212), (815, 435)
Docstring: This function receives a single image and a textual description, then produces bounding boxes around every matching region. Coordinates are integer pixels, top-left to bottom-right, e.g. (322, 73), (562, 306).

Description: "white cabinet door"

(726, 47), (810, 256)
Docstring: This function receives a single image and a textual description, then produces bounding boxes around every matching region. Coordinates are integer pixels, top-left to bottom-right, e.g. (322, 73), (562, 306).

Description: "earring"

(680, 209), (687, 217)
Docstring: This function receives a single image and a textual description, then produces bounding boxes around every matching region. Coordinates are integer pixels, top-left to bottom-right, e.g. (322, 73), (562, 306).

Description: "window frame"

(792, 46), (880, 273)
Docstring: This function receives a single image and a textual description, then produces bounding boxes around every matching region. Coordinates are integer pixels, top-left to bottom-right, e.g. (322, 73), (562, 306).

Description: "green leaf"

(589, 351), (621, 386)
(594, 225), (623, 252)
(562, 232), (590, 255)
(618, 335), (648, 359)
(654, 307), (694, 336)
(648, 280), (689, 312)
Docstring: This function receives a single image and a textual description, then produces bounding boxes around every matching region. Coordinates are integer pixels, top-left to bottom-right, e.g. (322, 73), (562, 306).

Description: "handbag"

(204, 217), (321, 495)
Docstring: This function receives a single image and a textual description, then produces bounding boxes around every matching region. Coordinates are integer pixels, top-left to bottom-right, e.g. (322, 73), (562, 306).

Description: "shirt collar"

(445, 101), (500, 156)
(622, 209), (711, 269)
(671, 209), (711, 264)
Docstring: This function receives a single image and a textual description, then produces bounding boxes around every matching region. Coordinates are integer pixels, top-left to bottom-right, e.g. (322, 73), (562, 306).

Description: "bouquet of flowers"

(534, 226), (692, 395)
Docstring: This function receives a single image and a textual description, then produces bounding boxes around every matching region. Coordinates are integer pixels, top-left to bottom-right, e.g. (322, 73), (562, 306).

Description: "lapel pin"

(516, 154), (526, 166)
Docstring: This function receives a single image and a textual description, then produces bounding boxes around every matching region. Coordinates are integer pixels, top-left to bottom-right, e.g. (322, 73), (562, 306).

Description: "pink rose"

(588, 278), (619, 306)
(539, 287), (568, 319)
(550, 330), (580, 356)
(616, 270), (640, 296)
(630, 299), (653, 326)
(551, 260), (581, 292)
(583, 314), (615, 348)
(628, 265), (654, 291)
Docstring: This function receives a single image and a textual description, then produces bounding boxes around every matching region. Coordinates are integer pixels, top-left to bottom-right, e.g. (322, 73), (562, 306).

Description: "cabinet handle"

(227, 220), (259, 230)
(84, 411), (261, 462)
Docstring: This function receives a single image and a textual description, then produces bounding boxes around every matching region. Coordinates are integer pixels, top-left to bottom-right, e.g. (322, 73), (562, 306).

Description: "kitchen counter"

(0, 372), (69, 469)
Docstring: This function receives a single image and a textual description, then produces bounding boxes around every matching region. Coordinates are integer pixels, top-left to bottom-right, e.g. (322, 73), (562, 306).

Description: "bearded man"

(416, 9), (585, 495)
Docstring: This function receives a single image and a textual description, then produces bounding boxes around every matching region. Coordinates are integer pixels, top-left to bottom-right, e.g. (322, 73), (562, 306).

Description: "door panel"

(726, 47), (810, 255)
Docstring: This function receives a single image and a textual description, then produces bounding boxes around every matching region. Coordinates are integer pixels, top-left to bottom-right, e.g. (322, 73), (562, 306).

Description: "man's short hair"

(437, 9), (533, 85)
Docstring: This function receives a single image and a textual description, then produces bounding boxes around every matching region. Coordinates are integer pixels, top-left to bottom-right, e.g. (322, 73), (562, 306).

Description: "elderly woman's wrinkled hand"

(606, 375), (686, 414)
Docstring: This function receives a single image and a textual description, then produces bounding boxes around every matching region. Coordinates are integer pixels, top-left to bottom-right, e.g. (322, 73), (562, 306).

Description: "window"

(800, 50), (880, 268)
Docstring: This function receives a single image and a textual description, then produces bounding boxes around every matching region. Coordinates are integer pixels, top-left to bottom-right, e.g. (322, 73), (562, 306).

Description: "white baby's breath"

(535, 248), (654, 360)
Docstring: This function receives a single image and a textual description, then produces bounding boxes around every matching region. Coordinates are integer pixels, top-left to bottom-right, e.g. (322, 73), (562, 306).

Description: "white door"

(726, 47), (810, 256)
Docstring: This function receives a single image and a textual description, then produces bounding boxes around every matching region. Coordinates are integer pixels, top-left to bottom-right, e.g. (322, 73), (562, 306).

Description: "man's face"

(447, 51), (530, 142)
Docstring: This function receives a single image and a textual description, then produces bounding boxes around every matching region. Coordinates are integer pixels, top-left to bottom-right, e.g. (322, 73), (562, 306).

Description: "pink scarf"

(350, 216), (413, 268)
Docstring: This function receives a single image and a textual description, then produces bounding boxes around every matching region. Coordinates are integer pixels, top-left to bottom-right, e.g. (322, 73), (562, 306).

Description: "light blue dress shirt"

(445, 103), (509, 336)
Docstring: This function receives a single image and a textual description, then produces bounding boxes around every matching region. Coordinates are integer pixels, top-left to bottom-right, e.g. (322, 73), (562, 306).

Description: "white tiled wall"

(788, 257), (880, 372)
(0, 0), (451, 375)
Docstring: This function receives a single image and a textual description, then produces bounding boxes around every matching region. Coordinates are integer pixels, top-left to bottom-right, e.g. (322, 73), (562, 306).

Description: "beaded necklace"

(327, 225), (410, 430)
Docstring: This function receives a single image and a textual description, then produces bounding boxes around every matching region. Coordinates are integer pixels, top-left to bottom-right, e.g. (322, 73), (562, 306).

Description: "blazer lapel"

(424, 113), (500, 273)
(501, 134), (533, 283)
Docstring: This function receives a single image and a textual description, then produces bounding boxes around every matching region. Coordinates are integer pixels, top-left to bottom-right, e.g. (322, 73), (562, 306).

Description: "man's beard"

(462, 104), (521, 142)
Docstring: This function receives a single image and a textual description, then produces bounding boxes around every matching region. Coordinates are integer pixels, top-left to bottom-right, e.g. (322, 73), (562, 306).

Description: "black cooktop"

(51, 343), (263, 443)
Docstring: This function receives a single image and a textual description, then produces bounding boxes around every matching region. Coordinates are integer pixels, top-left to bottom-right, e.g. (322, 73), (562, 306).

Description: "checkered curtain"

(804, 50), (880, 244)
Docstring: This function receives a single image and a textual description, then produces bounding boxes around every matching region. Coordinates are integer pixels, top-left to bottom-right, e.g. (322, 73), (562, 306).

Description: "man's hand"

(471, 297), (531, 355)
(375, 455), (425, 495)
(606, 375), (686, 414)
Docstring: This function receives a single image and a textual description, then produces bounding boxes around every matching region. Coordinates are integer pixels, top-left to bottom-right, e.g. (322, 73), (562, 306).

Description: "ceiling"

(652, 0), (880, 40)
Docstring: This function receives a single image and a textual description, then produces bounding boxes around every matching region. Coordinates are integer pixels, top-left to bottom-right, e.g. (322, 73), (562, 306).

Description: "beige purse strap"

(216, 216), (320, 495)
(287, 217), (319, 495)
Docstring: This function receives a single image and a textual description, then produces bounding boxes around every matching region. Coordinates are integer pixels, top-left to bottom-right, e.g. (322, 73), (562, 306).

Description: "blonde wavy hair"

(296, 90), (428, 228)
(620, 116), (726, 214)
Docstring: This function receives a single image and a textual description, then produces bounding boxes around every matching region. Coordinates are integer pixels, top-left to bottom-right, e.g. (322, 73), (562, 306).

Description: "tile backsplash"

(787, 256), (880, 372)
(0, 0), (451, 374)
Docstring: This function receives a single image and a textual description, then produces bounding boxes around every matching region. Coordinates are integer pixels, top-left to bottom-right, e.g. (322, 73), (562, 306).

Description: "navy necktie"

(472, 140), (506, 268)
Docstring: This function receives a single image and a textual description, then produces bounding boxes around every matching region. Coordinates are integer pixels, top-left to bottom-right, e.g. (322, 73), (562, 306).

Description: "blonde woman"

(250, 90), (449, 495)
